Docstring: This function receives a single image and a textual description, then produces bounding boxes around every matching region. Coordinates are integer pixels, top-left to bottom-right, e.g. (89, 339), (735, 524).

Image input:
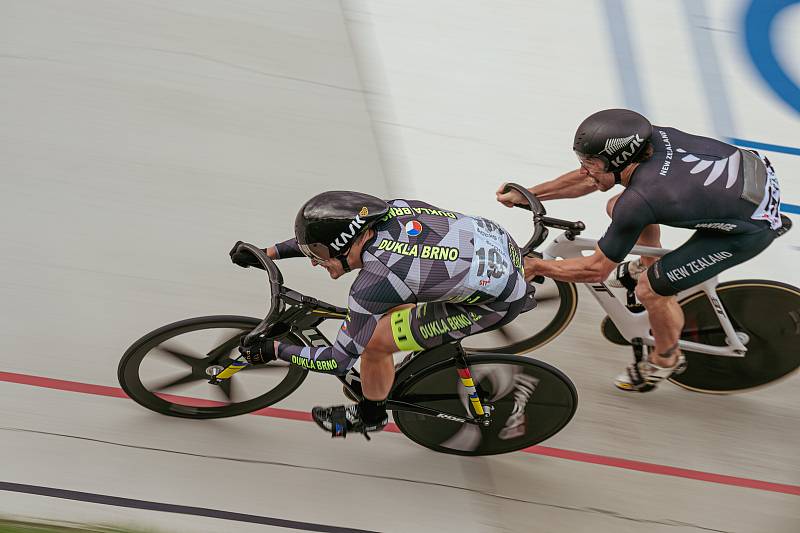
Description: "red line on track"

(1, 371), (798, 496)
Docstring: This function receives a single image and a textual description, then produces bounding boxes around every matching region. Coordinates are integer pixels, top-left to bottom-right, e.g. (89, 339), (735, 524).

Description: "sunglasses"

(299, 242), (337, 263)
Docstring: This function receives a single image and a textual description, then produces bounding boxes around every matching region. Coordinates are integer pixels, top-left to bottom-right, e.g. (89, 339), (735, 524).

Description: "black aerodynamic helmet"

(573, 108), (653, 172)
(294, 190), (389, 262)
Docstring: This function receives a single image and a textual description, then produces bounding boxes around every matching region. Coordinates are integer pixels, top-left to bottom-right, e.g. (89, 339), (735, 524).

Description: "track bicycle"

(118, 238), (578, 456)
(491, 183), (800, 393)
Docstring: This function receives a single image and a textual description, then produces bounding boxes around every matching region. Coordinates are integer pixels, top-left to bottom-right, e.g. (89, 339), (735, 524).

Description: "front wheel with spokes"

(118, 315), (308, 419)
(461, 279), (578, 355)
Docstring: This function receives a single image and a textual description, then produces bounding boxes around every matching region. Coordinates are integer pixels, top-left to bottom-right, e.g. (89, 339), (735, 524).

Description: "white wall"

(1, 0), (798, 378)
(0, 0), (387, 381)
(344, 0), (800, 285)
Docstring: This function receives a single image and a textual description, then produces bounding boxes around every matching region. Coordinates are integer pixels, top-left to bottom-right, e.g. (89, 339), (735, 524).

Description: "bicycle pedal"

(615, 381), (657, 393)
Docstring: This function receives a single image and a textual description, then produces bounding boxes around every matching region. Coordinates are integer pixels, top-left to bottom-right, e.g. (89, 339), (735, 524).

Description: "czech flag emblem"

(405, 220), (423, 236)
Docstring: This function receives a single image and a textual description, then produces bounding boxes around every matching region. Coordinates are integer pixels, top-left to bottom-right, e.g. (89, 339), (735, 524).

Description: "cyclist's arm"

(527, 191), (653, 282)
(527, 246), (617, 283)
(497, 169), (598, 207)
(529, 168), (599, 200)
(274, 264), (404, 374)
(272, 238), (304, 259)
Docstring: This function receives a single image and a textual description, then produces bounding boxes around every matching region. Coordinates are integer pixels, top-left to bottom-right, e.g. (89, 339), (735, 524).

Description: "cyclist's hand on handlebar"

(239, 334), (277, 365)
(496, 182), (528, 208)
(229, 240), (265, 269)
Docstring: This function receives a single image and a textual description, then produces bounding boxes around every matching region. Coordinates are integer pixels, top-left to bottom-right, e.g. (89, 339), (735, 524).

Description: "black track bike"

(118, 207), (577, 456)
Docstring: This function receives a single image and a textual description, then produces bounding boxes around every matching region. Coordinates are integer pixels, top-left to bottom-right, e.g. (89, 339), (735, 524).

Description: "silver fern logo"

(601, 135), (635, 156)
(676, 148), (741, 188)
(601, 134), (646, 168)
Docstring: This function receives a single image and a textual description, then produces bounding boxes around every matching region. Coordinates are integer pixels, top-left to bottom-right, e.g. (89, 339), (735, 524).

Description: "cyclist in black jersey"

(230, 191), (532, 437)
(497, 108), (783, 392)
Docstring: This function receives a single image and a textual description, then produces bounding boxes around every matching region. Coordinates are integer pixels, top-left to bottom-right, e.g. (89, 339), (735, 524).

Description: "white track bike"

(462, 184), (799, 393)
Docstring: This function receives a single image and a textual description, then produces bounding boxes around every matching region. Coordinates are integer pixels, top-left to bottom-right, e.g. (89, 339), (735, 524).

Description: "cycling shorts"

(390, 271), (532, 351)
(647, 220), (778, 296)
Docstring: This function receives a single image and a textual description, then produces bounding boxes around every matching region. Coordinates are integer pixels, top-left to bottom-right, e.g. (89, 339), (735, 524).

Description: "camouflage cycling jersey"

(272, 199), (529, 375)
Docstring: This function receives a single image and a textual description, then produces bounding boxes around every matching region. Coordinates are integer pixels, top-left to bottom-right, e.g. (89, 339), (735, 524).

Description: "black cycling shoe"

(311, 403), (388, 440)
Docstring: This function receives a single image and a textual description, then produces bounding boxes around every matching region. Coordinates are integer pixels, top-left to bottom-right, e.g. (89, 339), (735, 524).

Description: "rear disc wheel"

(392, 355), (577, 455)
(670, 280), (800, 393)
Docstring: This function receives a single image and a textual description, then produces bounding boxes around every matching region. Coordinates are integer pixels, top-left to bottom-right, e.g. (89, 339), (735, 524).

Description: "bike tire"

(118, 315), (308, 419)
(392, 354), (577, 456)
(669, 280), (800, 393)
(463, 280), (578, 355)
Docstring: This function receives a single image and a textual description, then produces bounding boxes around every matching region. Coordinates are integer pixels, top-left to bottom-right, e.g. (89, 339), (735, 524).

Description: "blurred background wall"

(1, 0), (798, 380)
(0, 0), (387, 383)
(344, 0), (800, 284)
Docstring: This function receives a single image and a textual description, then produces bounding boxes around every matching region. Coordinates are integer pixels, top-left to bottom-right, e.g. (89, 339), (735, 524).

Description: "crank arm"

(207, 356), (249, 384)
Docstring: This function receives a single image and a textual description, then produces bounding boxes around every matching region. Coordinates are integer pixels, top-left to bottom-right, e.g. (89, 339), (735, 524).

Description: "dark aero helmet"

(294, 191), (389, 267)
(573, 108), (653, 173)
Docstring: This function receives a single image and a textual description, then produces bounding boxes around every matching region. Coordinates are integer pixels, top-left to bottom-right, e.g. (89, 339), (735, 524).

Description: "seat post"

(453, 344), (490, 422)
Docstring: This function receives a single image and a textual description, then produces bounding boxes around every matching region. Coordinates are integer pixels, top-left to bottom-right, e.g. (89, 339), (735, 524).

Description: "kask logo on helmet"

(329, 213), (367, 252)
(604, 133), (646, 168)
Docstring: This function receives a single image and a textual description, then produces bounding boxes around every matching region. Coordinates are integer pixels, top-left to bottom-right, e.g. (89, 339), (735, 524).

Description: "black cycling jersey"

(598, 126), (782, 263)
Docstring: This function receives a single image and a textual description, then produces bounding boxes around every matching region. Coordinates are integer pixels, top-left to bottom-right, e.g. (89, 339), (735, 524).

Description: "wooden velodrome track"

(1, 1), (797, 531)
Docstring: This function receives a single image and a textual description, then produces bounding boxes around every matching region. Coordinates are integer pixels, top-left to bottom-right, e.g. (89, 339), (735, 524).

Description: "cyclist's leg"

(641, 224), (777, 364)
(312, 307), (411, 437)
(390, 274), (528, 351)
(634, 272), (684, 364)
(360, 304), (414, 401)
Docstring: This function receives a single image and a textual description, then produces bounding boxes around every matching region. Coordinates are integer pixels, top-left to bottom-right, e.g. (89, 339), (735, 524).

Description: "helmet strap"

(613, 170), (623, 185)
(338, 255), (352, 273)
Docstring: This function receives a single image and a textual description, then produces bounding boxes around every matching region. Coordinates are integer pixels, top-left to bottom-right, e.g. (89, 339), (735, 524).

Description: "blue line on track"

(729, 138), (800, 156)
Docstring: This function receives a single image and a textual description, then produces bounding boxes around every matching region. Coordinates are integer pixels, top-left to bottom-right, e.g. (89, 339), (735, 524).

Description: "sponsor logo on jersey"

(658, 130), (673, 176)
(291, 355), (338, 372)
(602, 133), (646, 169)
(329, 214), (366, 252)
(418, 312), (480, 340)
(507, 241), (522, 272)
(377, 238), (460, 261)
(694, 222), (738, 232)
(381, 206), (457, 221)
(405, 220), (423, 236)
(665, 251), (733, 283)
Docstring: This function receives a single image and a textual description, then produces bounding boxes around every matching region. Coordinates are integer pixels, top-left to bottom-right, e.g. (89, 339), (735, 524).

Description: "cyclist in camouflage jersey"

(230, 191), (532, 438)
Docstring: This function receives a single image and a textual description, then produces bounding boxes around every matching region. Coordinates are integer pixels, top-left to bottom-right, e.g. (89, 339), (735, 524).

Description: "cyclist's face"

(579, 159), (615, 191)
(311, 257), (345, 279)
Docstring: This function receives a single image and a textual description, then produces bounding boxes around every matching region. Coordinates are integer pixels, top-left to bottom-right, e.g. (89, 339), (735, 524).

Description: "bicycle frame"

(543, 233), (748, 357)
(214, 243), (493, 426)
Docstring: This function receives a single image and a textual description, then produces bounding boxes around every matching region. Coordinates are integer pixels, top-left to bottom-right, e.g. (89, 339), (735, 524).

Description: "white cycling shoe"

(614, 354), (687, 392)
(606, 258), (647, 289)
